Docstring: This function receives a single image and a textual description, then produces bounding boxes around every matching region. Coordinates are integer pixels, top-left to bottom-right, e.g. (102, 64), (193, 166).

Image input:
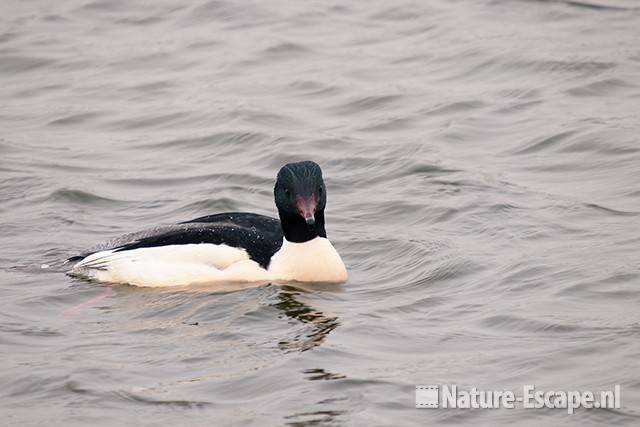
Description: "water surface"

(1, 0), (640, 425)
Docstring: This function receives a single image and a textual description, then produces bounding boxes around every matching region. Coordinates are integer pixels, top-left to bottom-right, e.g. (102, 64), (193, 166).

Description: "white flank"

(72, 238), (347, 287)
(72, 244), (268, 287)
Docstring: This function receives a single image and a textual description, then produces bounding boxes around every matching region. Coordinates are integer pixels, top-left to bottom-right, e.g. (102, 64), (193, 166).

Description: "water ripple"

(2, 0), (640, 425)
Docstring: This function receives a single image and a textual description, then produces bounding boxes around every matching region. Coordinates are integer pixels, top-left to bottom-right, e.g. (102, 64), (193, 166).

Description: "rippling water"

(2, 0), (640, 425)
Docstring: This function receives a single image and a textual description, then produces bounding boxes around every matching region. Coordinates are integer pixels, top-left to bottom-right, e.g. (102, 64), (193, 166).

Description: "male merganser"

(69, 161), (348, 287)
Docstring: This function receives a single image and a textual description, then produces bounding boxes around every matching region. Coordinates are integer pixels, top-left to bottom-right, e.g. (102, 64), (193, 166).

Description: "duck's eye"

(318, 187), (323, 195)
(284, 189), (291, 198)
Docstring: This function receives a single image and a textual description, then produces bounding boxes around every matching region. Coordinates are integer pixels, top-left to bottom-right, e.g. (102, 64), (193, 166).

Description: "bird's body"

(69, 162), (348, 287)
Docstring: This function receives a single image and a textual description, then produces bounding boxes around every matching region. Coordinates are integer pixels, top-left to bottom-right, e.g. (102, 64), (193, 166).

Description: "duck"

(68, 161), (348, 287)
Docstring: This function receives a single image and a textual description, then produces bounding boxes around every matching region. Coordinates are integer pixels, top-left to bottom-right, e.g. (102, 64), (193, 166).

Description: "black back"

(73, 213), (284, 269)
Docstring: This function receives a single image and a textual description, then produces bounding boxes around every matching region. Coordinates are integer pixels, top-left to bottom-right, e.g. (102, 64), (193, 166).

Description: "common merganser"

(69, 161), (348, 287)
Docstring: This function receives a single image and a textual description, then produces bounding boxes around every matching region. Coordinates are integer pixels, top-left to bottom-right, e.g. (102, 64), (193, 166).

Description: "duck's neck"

(278, 209), (327, 243)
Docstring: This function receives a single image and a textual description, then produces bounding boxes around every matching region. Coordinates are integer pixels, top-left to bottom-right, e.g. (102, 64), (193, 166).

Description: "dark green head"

(274, 161), (327, 242)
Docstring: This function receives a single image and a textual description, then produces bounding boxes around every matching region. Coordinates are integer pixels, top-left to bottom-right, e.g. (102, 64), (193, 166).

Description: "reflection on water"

(285, 409), (347, 427)
(303, 368), (346, 381)
(273, 286), (340, 353)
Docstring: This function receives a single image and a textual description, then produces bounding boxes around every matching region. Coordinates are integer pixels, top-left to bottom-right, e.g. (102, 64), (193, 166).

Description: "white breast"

(268, 237), (348, 283)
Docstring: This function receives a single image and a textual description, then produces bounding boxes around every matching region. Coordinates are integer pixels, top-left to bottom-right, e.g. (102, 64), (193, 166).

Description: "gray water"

(1, 0), (640, 425)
